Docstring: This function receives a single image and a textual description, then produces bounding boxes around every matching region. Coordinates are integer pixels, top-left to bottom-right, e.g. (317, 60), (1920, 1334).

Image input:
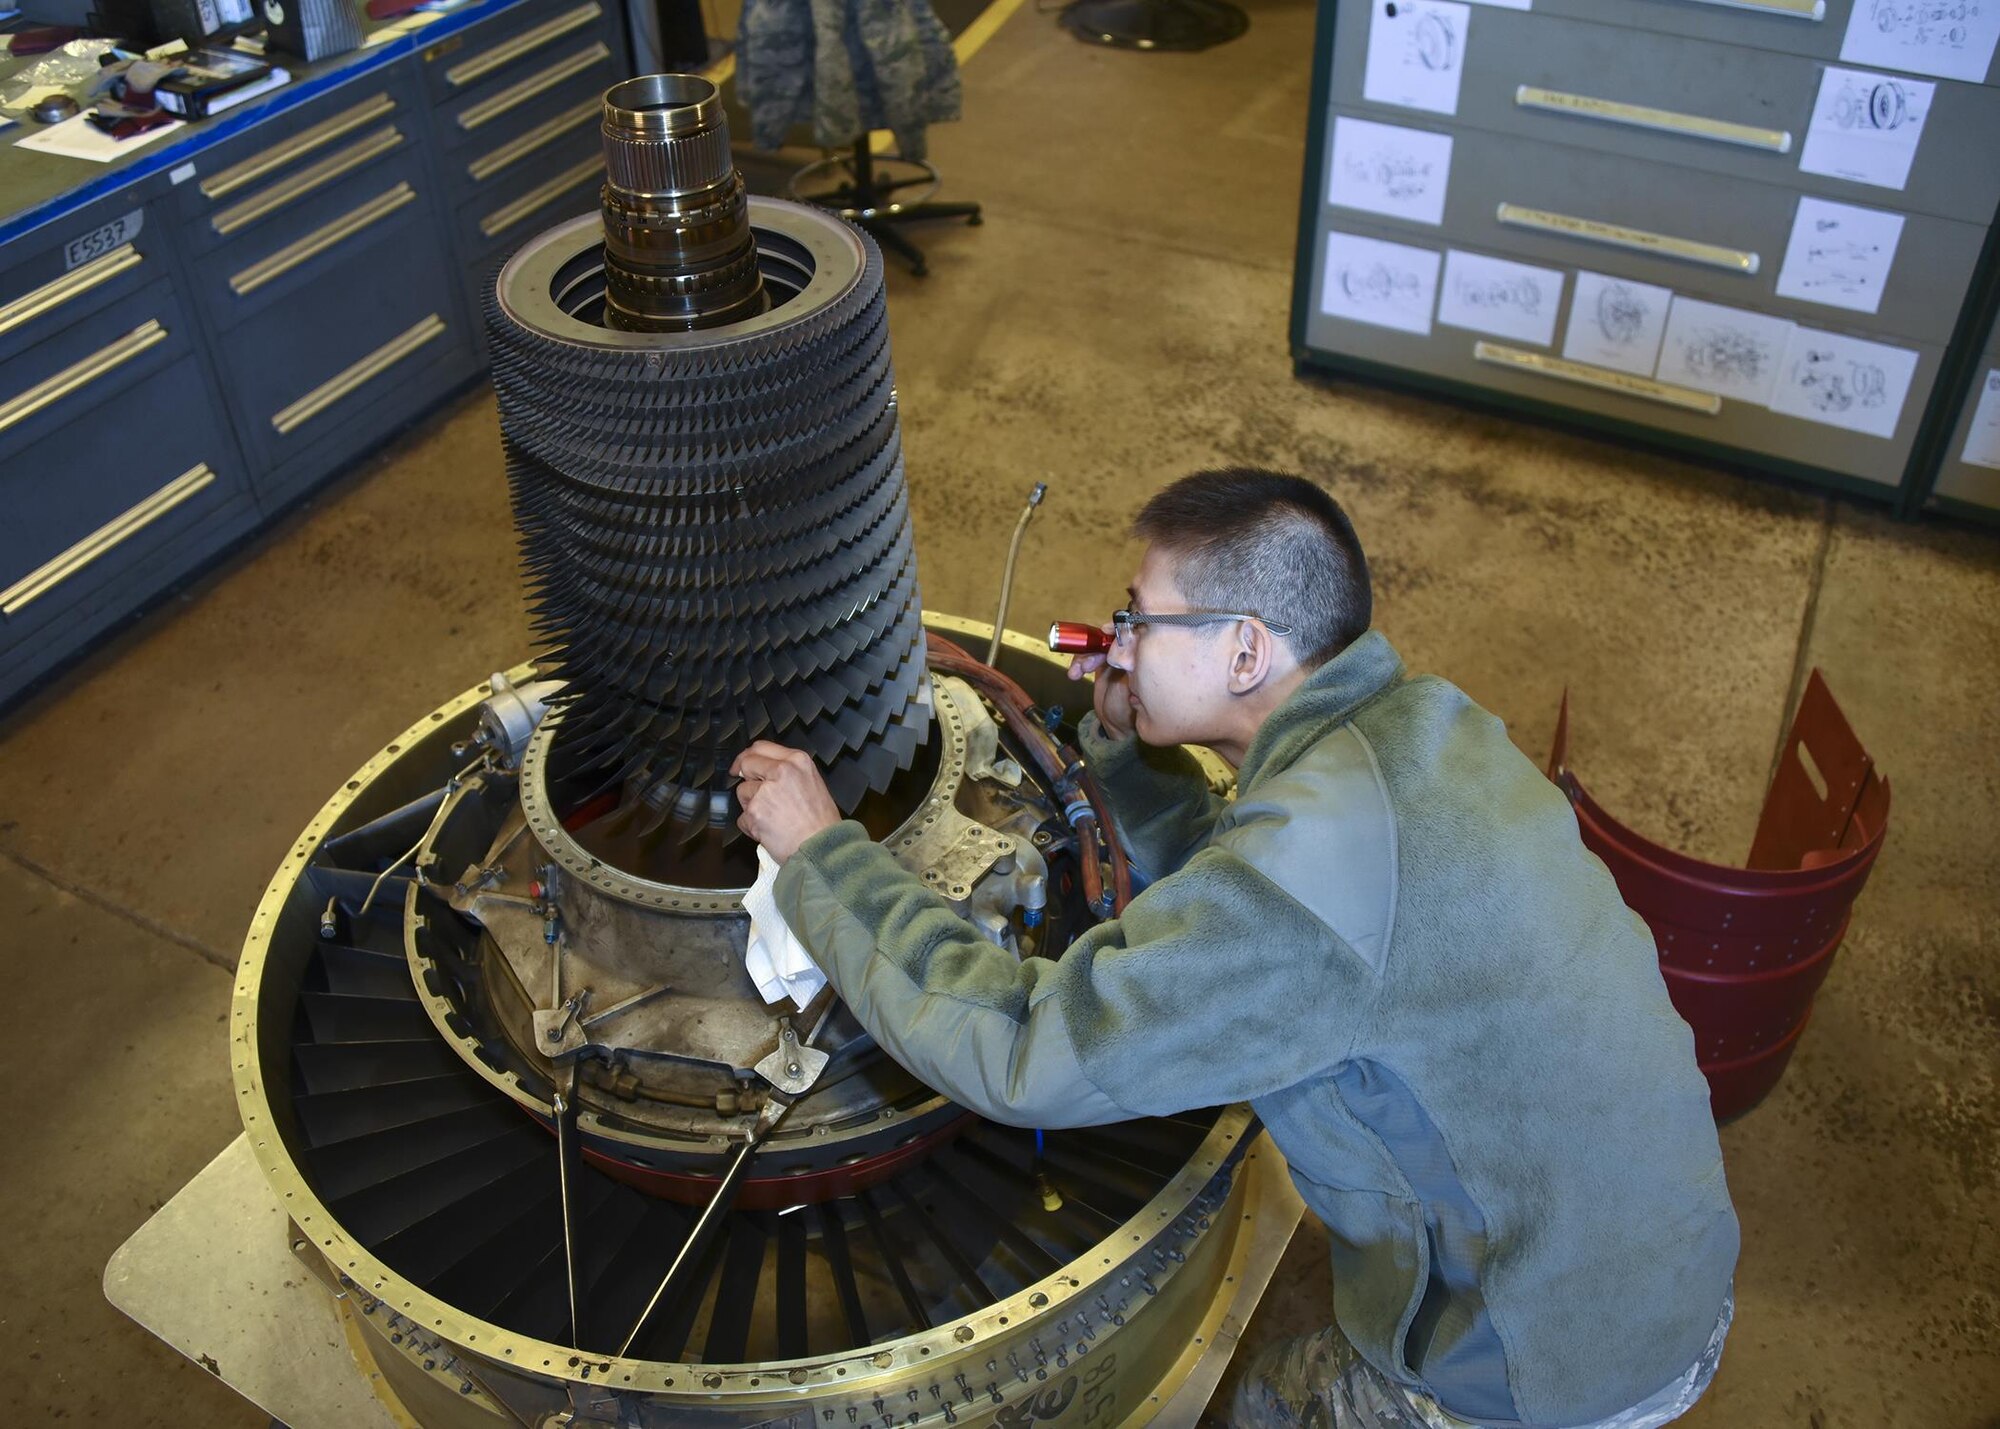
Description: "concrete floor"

(3, 0), (1997, 1422)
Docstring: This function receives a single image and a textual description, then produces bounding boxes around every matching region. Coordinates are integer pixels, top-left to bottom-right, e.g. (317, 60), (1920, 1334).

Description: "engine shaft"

(598, 74), (766, 332)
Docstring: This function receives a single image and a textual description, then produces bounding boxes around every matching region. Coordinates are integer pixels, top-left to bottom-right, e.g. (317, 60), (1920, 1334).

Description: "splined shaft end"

(599, 74), (766, 332)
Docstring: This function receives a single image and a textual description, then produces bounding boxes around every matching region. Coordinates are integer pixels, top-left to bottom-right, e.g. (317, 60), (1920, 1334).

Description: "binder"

(153, 48), (291, 118)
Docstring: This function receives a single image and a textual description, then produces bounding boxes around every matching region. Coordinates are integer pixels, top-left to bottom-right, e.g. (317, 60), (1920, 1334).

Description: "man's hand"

(1067, 643), (1134, 742)
(731, 742), (842, 862)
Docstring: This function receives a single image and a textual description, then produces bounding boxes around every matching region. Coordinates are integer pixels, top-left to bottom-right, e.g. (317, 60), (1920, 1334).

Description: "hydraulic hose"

(926, 634), (1131, 915)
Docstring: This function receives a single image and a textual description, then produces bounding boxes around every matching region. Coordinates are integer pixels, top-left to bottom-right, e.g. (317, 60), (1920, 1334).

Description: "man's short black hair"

(1132, 468), (1371, 668)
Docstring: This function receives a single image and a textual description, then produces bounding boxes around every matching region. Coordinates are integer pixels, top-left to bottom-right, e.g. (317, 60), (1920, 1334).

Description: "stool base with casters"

(789, 138), (982, 277)
(1059, 0), (1249, 51)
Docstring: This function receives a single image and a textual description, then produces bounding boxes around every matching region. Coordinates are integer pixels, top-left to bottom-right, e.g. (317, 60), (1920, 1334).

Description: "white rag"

(742, 845), (828, 1011)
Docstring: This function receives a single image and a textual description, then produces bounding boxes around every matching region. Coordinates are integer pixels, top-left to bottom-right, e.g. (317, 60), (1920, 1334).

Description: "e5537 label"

(65, 210), (143, 270)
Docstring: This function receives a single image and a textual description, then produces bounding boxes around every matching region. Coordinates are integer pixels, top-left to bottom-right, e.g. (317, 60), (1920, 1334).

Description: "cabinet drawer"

(194, 150), (436, 332)
(1330, 7), (2000, 223)
(1298, 217), (1944, 490)
(211, 215), (468, 477)
(419, 0), (610, 103)
(0, 277), (198, 467)
(1535, 0), (1998, 82)
(170, 68), (421, 236)
(434, 35), (616, 154)
(0, 201), (164, 372)
(1321, 115), (1987, 344)
(447, 75), (603, 205)
(1521, 0), (1853, 65)
(454, 140), (602, 265)
(1927, 341), (2000, 514)
(185, 115), (420, 260)
(0, 353), (247, 631)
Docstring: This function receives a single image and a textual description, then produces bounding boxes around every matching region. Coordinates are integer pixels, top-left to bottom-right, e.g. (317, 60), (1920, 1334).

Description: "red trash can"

(1547, 672), (1891, 1122)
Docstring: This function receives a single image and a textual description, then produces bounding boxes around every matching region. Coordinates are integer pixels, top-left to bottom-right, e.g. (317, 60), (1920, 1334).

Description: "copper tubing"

(598, 74), (765, 331)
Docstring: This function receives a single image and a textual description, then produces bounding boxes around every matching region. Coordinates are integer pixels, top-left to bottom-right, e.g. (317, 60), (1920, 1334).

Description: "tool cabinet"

(1292, 0), (2000, 505)
(0, 0), (630, 706)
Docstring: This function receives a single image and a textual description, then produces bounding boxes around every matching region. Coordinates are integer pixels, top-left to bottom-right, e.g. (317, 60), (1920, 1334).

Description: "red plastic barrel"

(1547, 672), (1890, 1122)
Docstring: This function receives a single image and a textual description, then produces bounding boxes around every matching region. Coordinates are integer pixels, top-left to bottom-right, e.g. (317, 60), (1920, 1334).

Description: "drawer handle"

(1678, 0), (1823, 17)
(0, 245), (143, 339)
(1515, 86), (1792, 154)
(1497, 202), (1760, 274)
(457, 43), (612, 132)
(211, 126), (406, 237)
(0, 319), (168, 438)
(199, 93), (398, 200)
(230, 184), (419, 296)
(480, 155), (603, 237)
(468, 97), (599, 182)
(273, 313), (446, 434)
(445, 1), (602, 88)
(1474, 341), (1723, 414)
(1, 463), (216, 618)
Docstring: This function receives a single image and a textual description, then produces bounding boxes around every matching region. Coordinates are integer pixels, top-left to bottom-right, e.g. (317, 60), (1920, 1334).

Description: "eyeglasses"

(1110, 608), (1294, 643)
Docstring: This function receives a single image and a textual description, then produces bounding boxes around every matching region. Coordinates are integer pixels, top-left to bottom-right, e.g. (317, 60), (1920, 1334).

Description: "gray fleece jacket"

(775, 631), (1739, 1426)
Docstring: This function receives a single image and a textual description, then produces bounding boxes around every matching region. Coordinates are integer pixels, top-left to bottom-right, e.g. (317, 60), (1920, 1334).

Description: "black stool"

(1059, 0), (1248, 51)
(789, 138), (981, 277)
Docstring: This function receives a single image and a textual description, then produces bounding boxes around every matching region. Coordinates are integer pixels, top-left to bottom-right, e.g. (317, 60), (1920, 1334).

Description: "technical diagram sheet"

(1320, 230), (1443, 334)
(1769, 326), (1919, 439)
(1775, 196), (1905, 315)
(1797, 67), (1935, 190)
(1655, 298), (1795, 407)
(1839, 0), (2000, 83)
(1363, 0), (1473, 116)
(1561, 271), (1673, 377)
(1436, 249), (1565, 346)
(1327, 116), (1454, 225)
(1962, 369), (2000, 469)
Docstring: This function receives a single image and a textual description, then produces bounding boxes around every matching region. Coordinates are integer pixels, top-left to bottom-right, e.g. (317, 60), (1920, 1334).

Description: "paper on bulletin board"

(1561, 271), (1673, 377)
(1774, 196), (1903, 315)
(1797, 67), (1933, 190)
(1768, 325), (1918, 439)
(1962, 369), (2000, 469)
(1655, 298), (1795, 407)
(1840, 0), (2000, 82)
(1363, 0), (1472, 116)
(1462, 0), (1527, 7)
(1327, 116), (1454, 226)
(1320, 229), (1442, 335)
(1436, 248), (1564, 346)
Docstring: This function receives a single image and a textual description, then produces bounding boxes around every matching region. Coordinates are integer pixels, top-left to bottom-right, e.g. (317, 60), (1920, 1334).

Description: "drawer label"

(65, 211), (143, 271)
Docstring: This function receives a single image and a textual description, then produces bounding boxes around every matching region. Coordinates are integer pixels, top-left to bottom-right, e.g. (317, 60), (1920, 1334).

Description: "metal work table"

(0, 1), (487, 247)
(0, 0), (630, 708)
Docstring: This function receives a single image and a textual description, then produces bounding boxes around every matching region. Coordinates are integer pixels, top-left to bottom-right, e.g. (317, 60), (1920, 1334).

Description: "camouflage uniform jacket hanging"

(737, 0), (962, 160)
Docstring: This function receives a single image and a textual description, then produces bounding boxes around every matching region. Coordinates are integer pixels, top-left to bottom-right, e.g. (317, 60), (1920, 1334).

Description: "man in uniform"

(731, 467), (1738, 1428)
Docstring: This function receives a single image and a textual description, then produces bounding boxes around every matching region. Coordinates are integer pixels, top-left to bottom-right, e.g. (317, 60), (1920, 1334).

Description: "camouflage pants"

(1227, 1289), (1733, 1429)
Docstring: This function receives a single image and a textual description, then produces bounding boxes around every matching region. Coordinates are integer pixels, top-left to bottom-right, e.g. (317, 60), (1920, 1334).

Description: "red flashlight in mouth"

(1048, 621), (1112, 655)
